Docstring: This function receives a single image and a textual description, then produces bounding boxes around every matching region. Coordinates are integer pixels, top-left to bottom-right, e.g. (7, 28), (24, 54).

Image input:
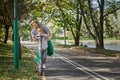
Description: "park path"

(22, 41), (120, 80)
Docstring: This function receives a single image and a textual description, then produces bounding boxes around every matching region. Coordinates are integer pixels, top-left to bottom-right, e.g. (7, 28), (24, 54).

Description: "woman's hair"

(30, 20), (40, 26)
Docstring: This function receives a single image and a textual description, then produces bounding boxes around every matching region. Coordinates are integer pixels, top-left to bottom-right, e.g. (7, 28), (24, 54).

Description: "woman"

(30, 20), (50, 68)
(30, 20), (50, 39)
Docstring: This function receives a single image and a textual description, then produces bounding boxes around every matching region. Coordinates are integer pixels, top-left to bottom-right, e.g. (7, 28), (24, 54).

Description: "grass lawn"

(0, 42), (38, 80)
(54, 44), (120, 57)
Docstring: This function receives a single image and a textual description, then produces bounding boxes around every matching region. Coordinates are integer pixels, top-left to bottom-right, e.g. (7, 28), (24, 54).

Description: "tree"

(0, 0), (33, 59)
(17, 0), (120, 48)
(0, 0), (13, 44)
(52, 0), (82, 46)
(79, 0), (120, 49)
(0, 0), (30, 44)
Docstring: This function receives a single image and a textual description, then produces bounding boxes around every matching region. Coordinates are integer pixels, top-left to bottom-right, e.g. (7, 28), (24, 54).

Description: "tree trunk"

(63, 26), (66, 45)
(74, 0), (82, 46)
(4, 26), (9, 44)
(74, 36), (79, 46)
(98, 0), (104, 49)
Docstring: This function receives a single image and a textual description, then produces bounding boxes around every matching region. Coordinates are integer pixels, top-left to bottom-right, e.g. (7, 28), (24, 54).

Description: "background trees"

(0, 0), (31, 43)
(0, 0), (120, 49)
(79, 0), (120, 48)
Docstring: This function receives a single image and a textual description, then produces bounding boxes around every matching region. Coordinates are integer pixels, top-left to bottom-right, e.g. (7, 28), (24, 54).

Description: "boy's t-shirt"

(31, 25), (49, 50)
(36, 34), (48, 50)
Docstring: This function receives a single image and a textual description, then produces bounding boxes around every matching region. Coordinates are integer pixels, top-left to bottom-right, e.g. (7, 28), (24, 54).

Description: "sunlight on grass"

(0, 42), (38, 80)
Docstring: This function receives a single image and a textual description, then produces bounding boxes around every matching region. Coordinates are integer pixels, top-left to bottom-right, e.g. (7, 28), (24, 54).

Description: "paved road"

(22, 42), (120, 80)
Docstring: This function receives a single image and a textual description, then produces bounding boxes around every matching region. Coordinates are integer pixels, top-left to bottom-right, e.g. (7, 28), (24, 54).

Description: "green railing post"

(13, 0), (19, 69)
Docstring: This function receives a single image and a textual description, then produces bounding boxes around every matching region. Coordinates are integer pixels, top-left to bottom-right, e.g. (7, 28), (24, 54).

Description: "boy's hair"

(37, 27), (44, 33)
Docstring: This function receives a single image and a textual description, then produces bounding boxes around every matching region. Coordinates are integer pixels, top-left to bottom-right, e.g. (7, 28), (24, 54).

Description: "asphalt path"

(22, 41), (120, 80)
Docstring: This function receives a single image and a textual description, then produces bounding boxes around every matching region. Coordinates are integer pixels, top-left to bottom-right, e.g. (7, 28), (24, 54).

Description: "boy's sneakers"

(43, 64), (46, 69)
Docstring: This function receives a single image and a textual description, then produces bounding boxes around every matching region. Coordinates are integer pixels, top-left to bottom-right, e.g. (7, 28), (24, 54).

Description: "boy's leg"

(42, 50), (47, 69)
(43, 49), (47, 64)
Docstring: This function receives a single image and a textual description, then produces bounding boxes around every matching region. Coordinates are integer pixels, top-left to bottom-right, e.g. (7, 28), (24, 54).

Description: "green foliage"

(27, 0), (120, 46)
(0, 0), (32, 43)
(55, 37), (68, 40)
(80, 36), (93, 40)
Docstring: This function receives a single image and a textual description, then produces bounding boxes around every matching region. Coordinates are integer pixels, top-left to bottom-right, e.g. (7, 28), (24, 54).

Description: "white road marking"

(55, 53), (109, 80)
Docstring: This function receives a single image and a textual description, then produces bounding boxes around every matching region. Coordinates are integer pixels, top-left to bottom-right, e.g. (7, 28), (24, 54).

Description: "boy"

(35, 27), (48, 69)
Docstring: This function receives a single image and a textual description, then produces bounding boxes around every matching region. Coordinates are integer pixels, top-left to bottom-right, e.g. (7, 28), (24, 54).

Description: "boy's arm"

(31, 29), (37, 39)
